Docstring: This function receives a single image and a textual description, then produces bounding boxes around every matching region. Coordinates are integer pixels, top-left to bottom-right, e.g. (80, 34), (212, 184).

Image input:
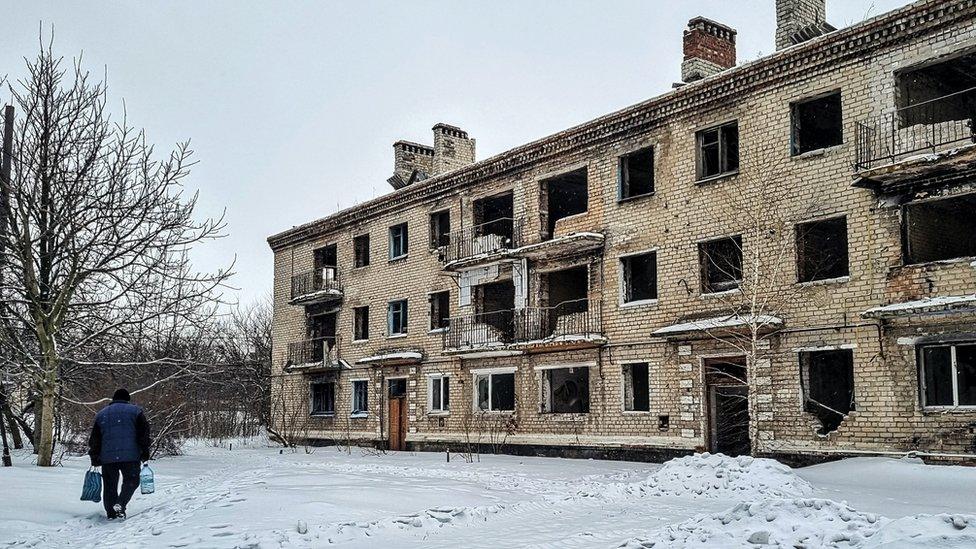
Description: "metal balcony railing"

(442, 217), (523, 264)
(443, 298), (602, 351)
(855, 86), (976, 171)
(290, 266), (341, 301)
(287, 336), (340, 368)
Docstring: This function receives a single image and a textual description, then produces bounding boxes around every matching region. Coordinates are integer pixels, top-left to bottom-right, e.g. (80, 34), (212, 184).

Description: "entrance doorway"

(387, 378), (408, 451)
(704, 357), (750, 457)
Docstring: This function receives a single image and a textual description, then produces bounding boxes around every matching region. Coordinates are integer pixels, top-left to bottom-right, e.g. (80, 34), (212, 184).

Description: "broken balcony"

(442, 298), (604, 354)
(290, 266), (342, 305)
(285, 336), (343, 371)
(441, 217), (524, 269)
(854, 84), (976, 191)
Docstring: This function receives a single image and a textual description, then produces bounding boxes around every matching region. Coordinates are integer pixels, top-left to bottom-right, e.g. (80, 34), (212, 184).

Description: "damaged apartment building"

(268, 0), (976, 464)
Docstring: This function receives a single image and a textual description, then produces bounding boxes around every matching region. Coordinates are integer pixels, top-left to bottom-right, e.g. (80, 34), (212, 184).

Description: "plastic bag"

(80, 467), (102, 502)
(140, 463), (155, 495)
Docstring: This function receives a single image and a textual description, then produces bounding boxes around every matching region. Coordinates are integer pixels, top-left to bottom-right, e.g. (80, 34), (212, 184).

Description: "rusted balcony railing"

(290, 266), (341, 302)
(443, 298), (602, 351)
(442, 217), (523, 264)
(855, 86), (976, 171)
(286, 336), (340, 368)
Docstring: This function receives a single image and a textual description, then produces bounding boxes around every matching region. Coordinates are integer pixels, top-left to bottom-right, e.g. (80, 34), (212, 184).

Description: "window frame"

(618, 146), (655, 201)
(619, 250), (659, 305)
(353, 234), (370, 268)
(622, 362), (651, 413)
(387, 299), (408, 336)
(389, 222), (409, 260)
(540, 366), (591, 414)
(919, 342), (976, 410)
(795, 215), (850, 283)
(351, 379), (369, 416)
(698, 235), (744, 294)
(695, 120), (739, 181)
(901, 193), (976, 265)
(428, 374), (451, 414)
(790, 90), (844, 156)
(353, 306), (369, 341)
(429, 290), (451, 332)
(473, 369), (516, 412)
(429, 210), (451, 249)
(309, 380), (336, 417)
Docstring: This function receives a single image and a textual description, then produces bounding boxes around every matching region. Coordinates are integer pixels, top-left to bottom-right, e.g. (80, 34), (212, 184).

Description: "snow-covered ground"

(2, 440), (976, 548)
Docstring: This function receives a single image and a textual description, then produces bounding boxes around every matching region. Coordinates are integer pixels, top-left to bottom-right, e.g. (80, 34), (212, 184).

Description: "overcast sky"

(2, 0), (911, 305)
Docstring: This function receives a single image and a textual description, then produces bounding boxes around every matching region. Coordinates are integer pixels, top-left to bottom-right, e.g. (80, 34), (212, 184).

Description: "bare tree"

(0, 41), (232, 465)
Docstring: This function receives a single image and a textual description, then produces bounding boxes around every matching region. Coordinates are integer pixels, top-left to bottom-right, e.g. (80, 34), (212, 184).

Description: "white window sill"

(310, 413), (335, 419)
(700, 288), (741, 299)
(428, 327), (449, 334)
(622, 410), (652, 415)
(791, 144), (844, 160)
(922, 406), (976, 414)
(427, 411), (451, 417)
(798, 276), (850, 287)
(387, 333), (408, 339)
(620, 298), (659, 309)
(899, 256), (976, 270)
(474, 409), (514, 415)
(349, 412), (369, 419)
(351, 339), (369, 345)
(389, 254), (409, 262)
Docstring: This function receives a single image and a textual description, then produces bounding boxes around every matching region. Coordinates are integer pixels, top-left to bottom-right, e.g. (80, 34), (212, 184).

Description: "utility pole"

(0, 104), (14, 467)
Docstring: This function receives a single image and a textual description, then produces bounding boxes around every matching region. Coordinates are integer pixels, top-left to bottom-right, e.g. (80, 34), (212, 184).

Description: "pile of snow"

(640, 453), (813, 500)
(871, 513), (976, 548)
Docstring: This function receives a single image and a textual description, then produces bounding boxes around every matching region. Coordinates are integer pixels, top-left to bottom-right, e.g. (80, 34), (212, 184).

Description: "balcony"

(290, 266), (342, 305)
(441, 217), (523, 270)
(285, 336), (343, 371)
(854, 87), (976, 191)
(443, 298), (605, 355)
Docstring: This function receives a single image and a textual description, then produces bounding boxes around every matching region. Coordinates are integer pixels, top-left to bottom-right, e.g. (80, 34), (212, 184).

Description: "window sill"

(428, 327), (449, 334)
(791, 144), (845, 160)
(474, 409), (514, 415)
(897, 256), (976, 270)
(622, 410), (652, 415)
(700, 288), (741, 299)
(427, 411), (451, 417)
(694, 171), (739, 186)
(798, 275), (850, 287)
(541, 412), (589, 421)
(387, 333), (408, 339)
(351, 339), (369, 345)
(389, 254), (409, 263)
(620, 298), (659, 309)
(349, 412), (369, 419)
(617, 192), (655, 204)
(310, 413), (335, 419)
(922, 406), (976, 414)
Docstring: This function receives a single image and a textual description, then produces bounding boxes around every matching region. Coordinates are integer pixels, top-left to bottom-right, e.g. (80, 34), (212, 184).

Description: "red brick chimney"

(681, 17), (737, 83)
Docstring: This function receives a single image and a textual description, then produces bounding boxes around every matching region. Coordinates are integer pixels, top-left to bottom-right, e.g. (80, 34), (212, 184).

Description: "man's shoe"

(113, 504), (125, 520)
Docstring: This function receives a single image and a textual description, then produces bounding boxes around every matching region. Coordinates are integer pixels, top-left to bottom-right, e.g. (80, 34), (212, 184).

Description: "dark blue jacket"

(88, 400), (151, 465)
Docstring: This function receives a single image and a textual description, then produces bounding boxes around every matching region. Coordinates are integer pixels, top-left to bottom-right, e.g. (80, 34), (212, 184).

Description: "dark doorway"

(704, 357), (750, 457)
(473, 192), (515, 243)
(475, 280), (516, 342)
(307, 312), (337, 362)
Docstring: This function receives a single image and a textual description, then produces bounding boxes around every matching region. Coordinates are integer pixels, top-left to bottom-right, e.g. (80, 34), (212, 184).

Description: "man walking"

(87, 389), (151, 520)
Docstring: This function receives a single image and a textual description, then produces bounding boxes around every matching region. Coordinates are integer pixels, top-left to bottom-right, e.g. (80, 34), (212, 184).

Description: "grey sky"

(2, 0), (911, 305)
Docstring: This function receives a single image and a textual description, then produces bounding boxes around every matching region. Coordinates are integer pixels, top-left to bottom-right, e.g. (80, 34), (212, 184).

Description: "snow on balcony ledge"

(355, 351), (423, 365)
(289, 288), (343, 305)
(861, 294), (976, 319)
(652, 314), (783, 337)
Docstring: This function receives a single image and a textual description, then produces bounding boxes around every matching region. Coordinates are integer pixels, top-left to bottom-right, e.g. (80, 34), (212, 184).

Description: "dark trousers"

(102, 461), (140, 516)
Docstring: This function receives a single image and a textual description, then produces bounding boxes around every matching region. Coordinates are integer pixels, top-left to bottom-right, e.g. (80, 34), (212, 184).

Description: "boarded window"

(619, 147), (655, 199)
(920, 343), (976, 408)
(430, 291), (450, 330)
(389, 223), (408, 259)
(476, 372), (515, 411)
(388, 300), (408, 335)
(430, 210), (451, 248)
(352, 380), (369, 414)
(623, 363), (650, 412)
(310, 381), (335, 416)
(800, 349), (855, 435)
(430, 376), (450, 412)
(699, 236), (743, 293)
(696, 121), (739, 180)
(796, 217), (849, 282)
(622, 252), (657, 302)
(791, 92), (843, 155)
(353, 234), (370, 267)
(542, 367), (589, 413)
(353, 306), (369, 341)
(904, 194), (976, 264)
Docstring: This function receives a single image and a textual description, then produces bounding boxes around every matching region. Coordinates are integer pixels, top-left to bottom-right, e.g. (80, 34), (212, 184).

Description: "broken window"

(696, 121), (739, 180)
(389, 223), (408, 259)
(542, 367), (590, 413)
(430, 210), (451, 248)
(313, 244), (339, 286)
(429, 376), (450, 413)
(897, 51), (976, 126)
(800, 349), (855, 435)
(796, 216), (849, 282)
(541, 168), (588, 238)
(388, 299), (408, 336)
(920, 343), (976, 408)
(473, 192), (515, 244)
(353, 306), (369, 341)
(623, 363), (650, 412)
(430, 291), (450, 331)
(310, 381), (335, 416)
(476, 371), (515, 412)
(353, 234), (370, 268)
(351, 380), (369, 415)
(791, 91), (843, 155)
(619, 147), (655, 200)
(621, 252), (658, 303)
(699, 236), (743, 294)
(904, 194), (976, 264)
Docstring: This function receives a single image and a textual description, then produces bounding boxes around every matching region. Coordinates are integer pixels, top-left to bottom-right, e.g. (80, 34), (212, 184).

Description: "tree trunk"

(3, 405), (23, 450)
(35, 373), (57, 466)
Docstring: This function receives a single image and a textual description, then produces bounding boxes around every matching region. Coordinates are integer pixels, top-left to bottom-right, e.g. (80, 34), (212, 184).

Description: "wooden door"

(388, 397), (408, 451)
